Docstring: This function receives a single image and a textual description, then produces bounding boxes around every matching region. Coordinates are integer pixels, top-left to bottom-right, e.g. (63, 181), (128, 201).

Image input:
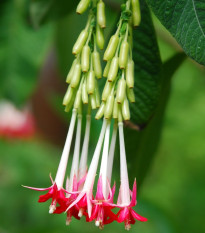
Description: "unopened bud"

(122, 98), (130, 120)
(87, 70), (95, 94)
(72, 30), (88, 55)
(104, 94), (114, 119)
(119, 41), (129, 69)
(90, 94), (96, 109)
(131, 0), (141, 27)
(65, 93), (76, 112)
(113, 98), (118, 119)
(96, 24), (105, 50)
(81, 45), (90, 72)
(97, 0), (106, 28)
(74, 89), (82, 109)
(63, 86), (74, 106)
(95, 102), (105, 119)
(103, 60), (111, 78)
(127, 87), (135, 103)
(70, 63), (82, 88)
(108, 57), (119, 82)
(116, 78), (126, 104)
(102, 81), (112, 101)
(82, 81), (88, 104)
(76, 0), (91, 14)
(92, 52), (102, 79)
(66, 59), (77, 83)
(95, 82), (101, 108)
(103, 35), (119, 61)
(126, 59), (134, 88)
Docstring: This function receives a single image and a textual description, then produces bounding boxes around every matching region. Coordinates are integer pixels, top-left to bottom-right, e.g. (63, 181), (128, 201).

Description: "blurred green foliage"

(0, 1), (205, 233)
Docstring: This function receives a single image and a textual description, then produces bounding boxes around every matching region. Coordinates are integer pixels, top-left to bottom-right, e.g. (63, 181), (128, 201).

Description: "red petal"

(131, 209), (148, 222)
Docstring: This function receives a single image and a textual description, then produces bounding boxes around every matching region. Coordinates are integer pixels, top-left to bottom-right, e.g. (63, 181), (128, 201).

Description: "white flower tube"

(55, 109), (77, 189)
(68, 114), (82, 192)
(118, 122), (130, 205)
(78, 114), (91, 181)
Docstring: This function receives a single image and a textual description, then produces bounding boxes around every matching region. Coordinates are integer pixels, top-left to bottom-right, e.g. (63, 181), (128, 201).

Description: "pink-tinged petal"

(130, 179), (137, 207)
(87, 194), (93, 217)
(66, 192), (86, 212)
(49, 174), (54, 184)
(131, 209), (148, 222)
(88, 205), (99, 222)
(72, 175), (78, 192)
(22, 185), (51, 191)
(107, 182), (116, 203)
(77, 173), (87, 188)
(117, 207), (129, 223)
(95, 176), (104, 200)
(117, 185), (122, 205)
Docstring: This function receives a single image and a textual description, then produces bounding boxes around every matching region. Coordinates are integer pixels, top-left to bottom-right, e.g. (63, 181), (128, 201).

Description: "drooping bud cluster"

(24, 0), (147, 230)
(96, 0), (141, 122)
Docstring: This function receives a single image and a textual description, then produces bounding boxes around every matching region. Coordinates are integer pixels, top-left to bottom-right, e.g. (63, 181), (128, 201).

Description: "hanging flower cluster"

(24, 0), (147, 230)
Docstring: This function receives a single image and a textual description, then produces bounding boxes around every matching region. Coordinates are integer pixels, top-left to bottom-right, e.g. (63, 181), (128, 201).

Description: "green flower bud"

(104, 94), (114, 119)
(63, 86), (74, 106)
(116, 78), (126, 104)
(127, 87), (135, 103)
(113, 98), (118, 119)
(90, 94), (96, 109)
(65, 92), (75, 112)
(94, 82), (101, 108)
(70, 63), (82, 88)
(103, 35), (119, 61)
(97, 0), (106, 28)
(82, 81), (88, 104)
(122, 98), (130, 120)
(81, 45), (90, 72)
(74, 89), (82, 109)
(126, 59), (134, 88)
(108, 57), (119, 82)
(118, 105), (123, 122)
(102, 81), (113, 101)
(66, 59), (77, 84)
(92, 52), (102, 79)
(76, 0), (91, 14)
(72, 30), (88, 55)
(87, 70), (95, 94)
(96, 24), (105, 50)
(103, 60), (111, 78)
(131, 0), (141, 27)
(119, 41), (129, 69)
(95, 102), (105, 120)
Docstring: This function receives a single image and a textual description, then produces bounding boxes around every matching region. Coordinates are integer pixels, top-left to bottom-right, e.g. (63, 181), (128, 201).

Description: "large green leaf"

(30, 0), (77, 28)
(130, 0), (162, 126)
(0, 0), (52, 106)
(125, 53), (186, 188)
(146, 0), (205, 66)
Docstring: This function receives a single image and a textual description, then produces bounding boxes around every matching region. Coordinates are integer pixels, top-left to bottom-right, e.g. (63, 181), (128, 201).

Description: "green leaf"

(0, 0), (52, 106)
(130, 0), (162, 126)
(125, 53), (186, 188)
(146, 0), (205, 66)
(30, 0), (77, 28)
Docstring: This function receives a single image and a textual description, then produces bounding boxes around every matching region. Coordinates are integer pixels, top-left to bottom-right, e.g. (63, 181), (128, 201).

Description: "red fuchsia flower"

(24, 109), (78, 214)
(0, 100), (35, 138)
(115, 122), (148, 230)
(66, 119), (108, 219)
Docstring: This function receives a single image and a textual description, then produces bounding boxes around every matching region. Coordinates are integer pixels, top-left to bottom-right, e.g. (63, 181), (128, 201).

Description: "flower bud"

(116, 79), (126, 104)
(70, 63), (82, 88)
(81, 45), (90, 72)
(126, 87), (135, 103)
(122, 98), (130, 120)
(63, 86), (74, 106)
(119, 41), (129, 69)
(94, 82), (101, 108)
(72, 30), (88, 55)
(103, 35), (119, 61)
(131, 0), (141, 27)
(82, 81), (88, 104)
(64, 92), (76, 112)
(76, 0), (91, 14)
(92, 52), (102, 79)
(113, 98), (118, 119)
(108, 57), (119, 82)
(102, 81), (113, 101)
(104, 94), (114, 119)
(103, 60), (111, 78)
(90, 94), (96, 109)
(74, 89), (82, 109)
(96, 24), (105, 50)
(87, 70), (95, 94)
(126, 59), (134, 88)
(95, 102), (105, 120)
(66, 59), (77, 83)
(97, 0), (106, 28)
